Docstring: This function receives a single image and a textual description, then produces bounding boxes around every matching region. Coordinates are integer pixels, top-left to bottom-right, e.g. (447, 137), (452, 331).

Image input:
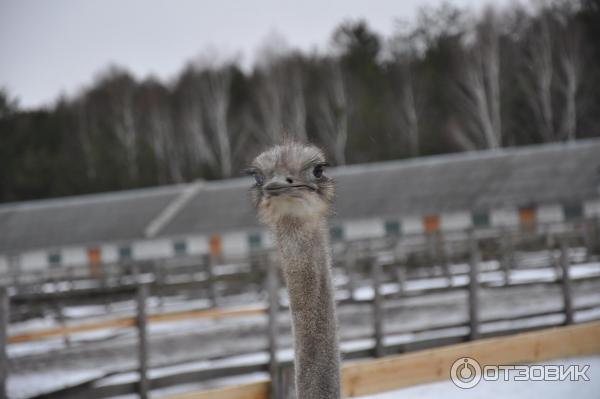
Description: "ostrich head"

(248, 142), (334, 227)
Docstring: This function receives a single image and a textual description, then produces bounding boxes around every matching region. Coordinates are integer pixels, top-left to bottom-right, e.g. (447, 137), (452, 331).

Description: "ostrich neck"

(275, 219), (340, 399)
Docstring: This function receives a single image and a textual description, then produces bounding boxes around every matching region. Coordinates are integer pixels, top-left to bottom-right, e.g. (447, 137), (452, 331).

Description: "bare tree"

(137, 80), (183, 183)
(255, 68), (285, 144)
(315, 59), (348, 165)
(98, 68), (140, 180)
(77, 68), (141, 181)
(73, 98), (97, 179)
(556, 16), (583, 141)
(388, 31), (421, 157)
(453, 8), (502, 150)
(518, 3), (584, 143)
(398, 62), (420, 156)
(287, 64), (308, 142)
(174, 68), (218, 175)
(253, 52), (309, 144)
(201, 66), (234, 178)
(519, 11), (556, 142)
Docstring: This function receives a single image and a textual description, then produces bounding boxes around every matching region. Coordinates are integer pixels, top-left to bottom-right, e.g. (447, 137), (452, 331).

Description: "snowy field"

(6, 251), (600, 398)
(359, 355), (600, 399)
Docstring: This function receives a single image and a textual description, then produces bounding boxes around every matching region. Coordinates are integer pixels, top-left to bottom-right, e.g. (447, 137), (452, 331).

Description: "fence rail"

(159, 321), (600, 399)
(2, 222), (600, 399)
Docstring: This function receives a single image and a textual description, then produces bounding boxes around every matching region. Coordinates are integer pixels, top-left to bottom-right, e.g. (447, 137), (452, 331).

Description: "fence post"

(559, 239), (574, 325)
(500, 231), (512, 286)
(1, 287), (8, 399)
(204, 254), (217, 307)
(345, 250), (356, 301)
(68, 266), (75, 291)
(584, 217), (600, 258)
(468, 233), (480, 341)
(132, 263), (141, 285)
(9, 256), (21, 295)
(136, 284), (149, 399)
(154, 261), (166, 310)
(426, 234), (438, 276)
(437, 233), (451, 285)
(56, 301), (71, 348)
(371, 257), (385, 357)
(279, 364), (295, 399)
(582, 219), (593, 261)
(266, 254), (281, 399)
(395, 265), (406, 297)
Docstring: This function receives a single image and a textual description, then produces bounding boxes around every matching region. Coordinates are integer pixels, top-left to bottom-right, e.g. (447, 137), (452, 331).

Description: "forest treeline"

(1, 0), (600, 203)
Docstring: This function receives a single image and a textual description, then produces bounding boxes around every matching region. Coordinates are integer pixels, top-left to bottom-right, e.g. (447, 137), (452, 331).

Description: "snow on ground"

(8, 369), (105, 399)
(358, 355), (600, 399)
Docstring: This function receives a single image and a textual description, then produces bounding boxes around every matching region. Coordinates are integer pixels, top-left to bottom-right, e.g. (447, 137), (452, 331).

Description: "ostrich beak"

(263, 175), (316, 196)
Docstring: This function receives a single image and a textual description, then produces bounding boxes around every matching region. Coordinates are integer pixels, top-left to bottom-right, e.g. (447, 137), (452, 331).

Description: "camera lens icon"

(450, 357), (482, 389)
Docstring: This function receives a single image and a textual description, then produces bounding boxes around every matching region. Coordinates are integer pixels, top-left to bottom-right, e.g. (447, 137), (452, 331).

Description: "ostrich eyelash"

(243, 168), (265, 186)
(243, 167), (259, 176)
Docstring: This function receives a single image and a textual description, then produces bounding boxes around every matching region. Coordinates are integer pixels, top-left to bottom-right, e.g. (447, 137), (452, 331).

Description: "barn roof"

(1, 139), (599, 253)
(159, 138), (600, 236)
(0, 185), (185, 253)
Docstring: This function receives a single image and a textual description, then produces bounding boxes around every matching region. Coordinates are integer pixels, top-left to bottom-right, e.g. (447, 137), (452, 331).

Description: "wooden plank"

(341, 320), (600, 397)
(8, 305), (267, 344)
(161, 321), (600, 399)
(164, 380), (269, 399)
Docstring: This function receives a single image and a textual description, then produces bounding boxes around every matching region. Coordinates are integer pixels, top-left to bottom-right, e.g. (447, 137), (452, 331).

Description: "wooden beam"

(164, 380), (269, 399)
(341, 320), (600, 397)
(160, 321), (600, 399)
(8, 305), (266, 344)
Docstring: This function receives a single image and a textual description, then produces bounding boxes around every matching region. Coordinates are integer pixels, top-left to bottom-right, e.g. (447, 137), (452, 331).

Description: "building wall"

(5, 199), (599, 274)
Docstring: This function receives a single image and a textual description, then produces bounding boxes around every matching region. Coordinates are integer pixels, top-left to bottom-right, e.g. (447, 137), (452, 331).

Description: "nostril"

(286, 177), (293, 184)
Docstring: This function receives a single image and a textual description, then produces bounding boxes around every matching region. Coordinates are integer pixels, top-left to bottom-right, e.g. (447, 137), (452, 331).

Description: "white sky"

(0, 0), (513, 109)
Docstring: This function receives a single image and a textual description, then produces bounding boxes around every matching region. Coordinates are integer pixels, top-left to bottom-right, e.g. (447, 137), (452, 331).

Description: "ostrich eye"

(246, 168), (264, 186)
(313, 164), (325, 178)
(254, 173), (265, 186)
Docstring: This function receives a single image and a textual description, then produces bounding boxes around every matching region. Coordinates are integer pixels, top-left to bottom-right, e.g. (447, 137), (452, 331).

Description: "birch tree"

(137, 80), (183, 183)
(519, 5), (584, 143)
(556, 16), (583, 141)
(315, 59), (348, 165)
(254, 53), (308, 144)
(519, 12), (556, 142)
(201, 66), (234, 178)
(388, 30), (421, 157)
(453, 8), (502, 150)
(174, 68), (218, 174)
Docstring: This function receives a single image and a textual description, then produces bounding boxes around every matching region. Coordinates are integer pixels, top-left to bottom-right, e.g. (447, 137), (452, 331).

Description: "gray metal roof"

(332, 139), (600, 219)
(0, 185), (185, 253)
(1, 139), (599, 253)
(160, 138), (600, 235)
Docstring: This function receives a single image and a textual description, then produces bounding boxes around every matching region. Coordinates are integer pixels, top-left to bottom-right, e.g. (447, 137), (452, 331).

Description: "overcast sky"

(1, 0), (513, 109)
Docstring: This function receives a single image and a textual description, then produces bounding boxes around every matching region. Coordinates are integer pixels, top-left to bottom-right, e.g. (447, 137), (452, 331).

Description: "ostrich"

(248, 142), (340, 399)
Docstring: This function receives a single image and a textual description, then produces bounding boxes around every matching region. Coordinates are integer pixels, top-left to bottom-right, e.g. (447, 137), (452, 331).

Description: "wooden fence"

(163, 320), (600, 399)
(1, 227), (599, 399)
